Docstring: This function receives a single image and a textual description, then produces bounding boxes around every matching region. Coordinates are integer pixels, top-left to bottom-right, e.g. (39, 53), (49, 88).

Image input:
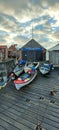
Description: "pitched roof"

(22, 39), (45, 49)
(0, 45), (7, 49)
(48, 44), (59, 51)
(8, 45), (17, 51)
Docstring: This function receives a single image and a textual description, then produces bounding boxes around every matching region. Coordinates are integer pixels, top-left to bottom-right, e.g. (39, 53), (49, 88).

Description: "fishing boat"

(9, 60), (26, 80)
(14, 67), (37, 90)
(39, 63), (53, 75)
(26, 62), (39, 70)
(33, 62), (39, 69)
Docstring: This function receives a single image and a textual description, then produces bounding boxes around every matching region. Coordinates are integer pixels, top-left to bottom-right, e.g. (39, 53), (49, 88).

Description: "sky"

(0, 0), (59, 49)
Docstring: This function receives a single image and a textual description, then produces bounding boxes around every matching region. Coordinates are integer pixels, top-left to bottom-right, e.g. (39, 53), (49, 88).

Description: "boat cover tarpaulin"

(18, 60), (26, 65)
(22, 48), (43, 51)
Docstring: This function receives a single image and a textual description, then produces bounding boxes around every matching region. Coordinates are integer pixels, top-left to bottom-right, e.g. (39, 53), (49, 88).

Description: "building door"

(50, 51), (59, 65)
(54, 51), (59, 64)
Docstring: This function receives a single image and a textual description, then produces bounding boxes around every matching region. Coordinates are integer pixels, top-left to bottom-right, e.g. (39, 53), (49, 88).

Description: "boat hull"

(14, 70), (37, 90)
(9, 64), (25, 80)
(33, 62), (39, 69)
(14, 67), (24, 76)
(39, 63), (52, 75)
(40, 68), (50, 75)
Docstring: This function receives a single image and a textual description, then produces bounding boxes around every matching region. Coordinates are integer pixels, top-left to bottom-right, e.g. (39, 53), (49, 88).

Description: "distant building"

(8, 44), (17, 58)
(21, 39), (46, 62)
(48, 44), (59, 65)
(0, 45), (8, 61)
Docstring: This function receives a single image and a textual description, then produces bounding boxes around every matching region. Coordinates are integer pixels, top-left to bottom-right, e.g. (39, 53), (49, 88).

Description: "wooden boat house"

(8, 45), (17, 58)
(21, 39), (46, 62)
(46, 44), (59, 65)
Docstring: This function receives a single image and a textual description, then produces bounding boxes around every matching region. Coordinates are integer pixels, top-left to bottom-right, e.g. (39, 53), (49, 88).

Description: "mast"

(32, 25), (33, 39)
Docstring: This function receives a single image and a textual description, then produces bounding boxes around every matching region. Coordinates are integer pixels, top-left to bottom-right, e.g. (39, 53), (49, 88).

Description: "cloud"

(52, 31), (59, 40)
(0, 0), (59, 49)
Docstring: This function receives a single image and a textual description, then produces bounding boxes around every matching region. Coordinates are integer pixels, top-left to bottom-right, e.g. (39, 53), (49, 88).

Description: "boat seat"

(21, 73), (29, 80)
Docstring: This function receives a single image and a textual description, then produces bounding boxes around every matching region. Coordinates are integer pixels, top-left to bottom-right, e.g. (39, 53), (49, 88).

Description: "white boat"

(14, 67), (37, 90)
(9, 64), (25, 80)
(39, 63), (50, 75)
(33, 62), (39, 69)
(26, 62), (39, 69)
(13, 64), (25, 76)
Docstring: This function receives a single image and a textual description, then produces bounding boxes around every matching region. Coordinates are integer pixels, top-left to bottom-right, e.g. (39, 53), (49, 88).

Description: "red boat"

(14, 67), (37, 90)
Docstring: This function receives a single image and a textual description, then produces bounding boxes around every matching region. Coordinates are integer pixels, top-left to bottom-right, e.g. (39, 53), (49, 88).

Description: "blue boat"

(39, 63), (53, 75)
